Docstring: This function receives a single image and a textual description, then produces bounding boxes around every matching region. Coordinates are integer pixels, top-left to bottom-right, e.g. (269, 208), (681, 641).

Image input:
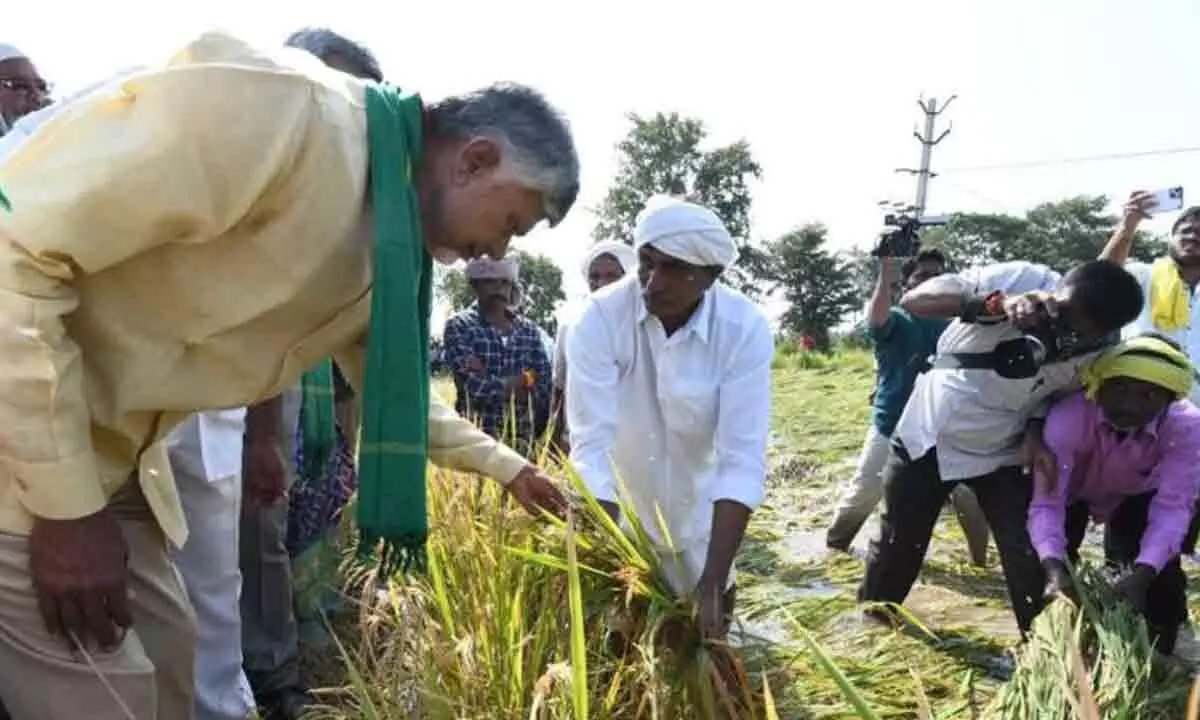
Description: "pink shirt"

(1028, 391), (1200, 571)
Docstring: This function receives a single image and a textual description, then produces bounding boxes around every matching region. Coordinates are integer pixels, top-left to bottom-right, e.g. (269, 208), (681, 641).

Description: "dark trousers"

(1182, 498), (1200, 556)
(1085, 492), (1190, 655)
(858, 445), (1045, 634)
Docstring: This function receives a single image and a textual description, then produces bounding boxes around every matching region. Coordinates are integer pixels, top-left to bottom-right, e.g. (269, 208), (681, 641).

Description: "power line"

(941, 145), (1200, 174)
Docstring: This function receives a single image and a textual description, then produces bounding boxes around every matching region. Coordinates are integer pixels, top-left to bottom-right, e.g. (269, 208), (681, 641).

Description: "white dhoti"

(169, 411), (255, 720)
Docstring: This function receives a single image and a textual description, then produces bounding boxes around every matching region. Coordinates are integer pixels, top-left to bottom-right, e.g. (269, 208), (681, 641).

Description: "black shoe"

(260, 688), (315, 720)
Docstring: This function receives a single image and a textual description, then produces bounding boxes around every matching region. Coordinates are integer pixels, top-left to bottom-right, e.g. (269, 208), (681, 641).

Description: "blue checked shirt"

(443, 305), (553, 448)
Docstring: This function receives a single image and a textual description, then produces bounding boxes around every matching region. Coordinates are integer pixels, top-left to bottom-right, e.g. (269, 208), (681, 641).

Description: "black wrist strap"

(961, 294), (988, 323)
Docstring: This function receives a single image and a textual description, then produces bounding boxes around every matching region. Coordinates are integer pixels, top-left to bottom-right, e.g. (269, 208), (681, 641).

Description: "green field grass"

(305, 348), (1200, 719)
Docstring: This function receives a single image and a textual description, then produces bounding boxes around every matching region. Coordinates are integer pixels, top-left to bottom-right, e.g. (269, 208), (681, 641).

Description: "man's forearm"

(868, 259), (897, 327)
(900, 289), (968, 319)
(1098, 219), (1139, 265)
(245, 394), (283, 446)
(699, 499), (752, 588)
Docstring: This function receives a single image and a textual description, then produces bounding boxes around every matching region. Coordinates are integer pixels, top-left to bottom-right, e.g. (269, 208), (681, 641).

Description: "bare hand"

(506, 466), (567, 518)
(1003, 291), (1059, 331)
(1112, 564), (1155, 614)
(503, 375), (531, 400)
(464, 355), (484, 373)
(694, 579), (727, 639)
(1123, 190), (1156, 229)
(243, 439), (288, 508)
(29, 510), (132, 650)
(1042, 558), (1076, 604)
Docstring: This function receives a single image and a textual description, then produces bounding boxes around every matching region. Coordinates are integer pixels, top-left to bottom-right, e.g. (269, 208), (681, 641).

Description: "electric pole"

(895, 95), (956, 219)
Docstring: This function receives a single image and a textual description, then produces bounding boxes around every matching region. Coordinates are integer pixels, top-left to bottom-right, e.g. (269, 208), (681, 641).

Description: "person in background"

(1100, 193), (1200, 559)
(0, 30), (573, 720)
(827, 248), (990, 566)
(0, 44), (49, 136)
(443, 257), (553, 457)
(237, 28), (381, 720)
(567, 196), (773, 638)
(857, 259), (1144, 637)
(1030, 334), (1200, 655)
(551, 241), (636, 452)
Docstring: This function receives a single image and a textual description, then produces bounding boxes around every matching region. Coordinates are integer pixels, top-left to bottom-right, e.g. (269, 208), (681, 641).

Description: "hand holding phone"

(1149, 186), (1184, 214)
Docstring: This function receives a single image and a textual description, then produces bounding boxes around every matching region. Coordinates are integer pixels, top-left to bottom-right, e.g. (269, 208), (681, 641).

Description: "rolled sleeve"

(0, 59), (311, 522)
(1137, 413), (1200, 570)
(427, 393), (527, 484)
(565, 302), (620, 504)
(334, 339), (528, 485)
(1027, 399), (1079, 563)
(710, 313), (774, 510)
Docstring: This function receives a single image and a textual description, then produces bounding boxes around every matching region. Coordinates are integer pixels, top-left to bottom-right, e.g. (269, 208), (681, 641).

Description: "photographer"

(857, 259), (1144, 636)
(826, 248), (990, 565)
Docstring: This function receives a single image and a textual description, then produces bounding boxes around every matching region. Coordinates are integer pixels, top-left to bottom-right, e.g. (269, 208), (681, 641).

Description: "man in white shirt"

(857, 259), (1144, 635)
(567, 196), (773, 637)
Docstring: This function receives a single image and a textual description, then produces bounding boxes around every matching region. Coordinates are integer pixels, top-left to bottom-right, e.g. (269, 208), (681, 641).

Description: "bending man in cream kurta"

(0, 31), (577, 720)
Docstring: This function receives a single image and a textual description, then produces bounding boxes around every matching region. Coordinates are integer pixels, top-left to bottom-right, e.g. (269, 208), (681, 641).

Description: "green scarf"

(299, 360), (336, 483)
(356, 83), (433, 574)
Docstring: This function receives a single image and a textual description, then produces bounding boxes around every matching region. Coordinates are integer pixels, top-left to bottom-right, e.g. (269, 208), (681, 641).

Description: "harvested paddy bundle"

(986, 564), (1192, 719)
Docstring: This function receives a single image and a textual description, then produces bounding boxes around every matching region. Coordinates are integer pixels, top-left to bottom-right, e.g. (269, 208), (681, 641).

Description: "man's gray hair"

(284, 27), (383, 82)
(427, 83), (579, 227)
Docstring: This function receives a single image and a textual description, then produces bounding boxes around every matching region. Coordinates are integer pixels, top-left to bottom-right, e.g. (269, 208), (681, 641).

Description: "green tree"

(592, 112), (767, 297)
(437, 250), (566, 331)
(934, 195), (1168, 271)
(760, 224), (859, 350)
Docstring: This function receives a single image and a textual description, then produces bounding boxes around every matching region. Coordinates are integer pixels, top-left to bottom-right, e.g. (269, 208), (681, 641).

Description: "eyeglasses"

(0, 78), (51, 95)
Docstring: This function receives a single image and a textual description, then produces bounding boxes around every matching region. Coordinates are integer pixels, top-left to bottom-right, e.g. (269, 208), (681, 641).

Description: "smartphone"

(1150, 186), (1185, 214)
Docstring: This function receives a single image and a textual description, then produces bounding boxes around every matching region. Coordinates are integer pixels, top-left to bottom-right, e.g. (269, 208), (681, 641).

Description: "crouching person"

(566, 196), (773, 640)
(1030, 334), (1200, 655)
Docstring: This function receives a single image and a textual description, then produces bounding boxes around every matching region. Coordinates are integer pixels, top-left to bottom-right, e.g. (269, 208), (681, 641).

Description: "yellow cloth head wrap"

(1081, 334), (1195, 400)
(1148, 257), (1190, 332)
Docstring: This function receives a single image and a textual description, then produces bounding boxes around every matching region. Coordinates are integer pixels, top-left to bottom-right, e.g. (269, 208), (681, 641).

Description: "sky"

(10, 0), (1200, 315)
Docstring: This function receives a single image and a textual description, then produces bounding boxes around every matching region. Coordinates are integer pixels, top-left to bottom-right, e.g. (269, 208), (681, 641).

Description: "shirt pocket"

(660, 379), (719, 437)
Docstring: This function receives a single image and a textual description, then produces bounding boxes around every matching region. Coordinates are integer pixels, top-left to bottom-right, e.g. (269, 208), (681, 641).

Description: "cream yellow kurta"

(0, 32), (527, 547)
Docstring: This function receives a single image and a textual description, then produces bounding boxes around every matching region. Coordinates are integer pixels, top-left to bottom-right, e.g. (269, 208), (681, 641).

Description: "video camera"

(872, 213), (949, 258)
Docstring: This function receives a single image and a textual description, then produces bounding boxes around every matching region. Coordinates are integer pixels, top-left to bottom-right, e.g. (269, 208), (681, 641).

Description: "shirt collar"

(1099, 406), (1170, 440)
(637, 288), (714, 343)
(468, 302), (517, 325)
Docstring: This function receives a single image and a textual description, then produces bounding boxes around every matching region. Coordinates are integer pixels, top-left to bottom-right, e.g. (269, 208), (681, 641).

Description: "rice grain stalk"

(987, 562), (1191, 719)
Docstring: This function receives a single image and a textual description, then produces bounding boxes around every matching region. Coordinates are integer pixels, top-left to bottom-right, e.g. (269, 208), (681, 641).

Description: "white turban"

(581, 241), (636, 280)
(465, 256), (519, 281)
(0, 45), (27, 63)
(632, 195), (737, 268)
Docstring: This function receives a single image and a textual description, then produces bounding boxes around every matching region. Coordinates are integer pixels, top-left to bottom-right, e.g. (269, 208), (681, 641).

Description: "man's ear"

(454, 137), (503, 183)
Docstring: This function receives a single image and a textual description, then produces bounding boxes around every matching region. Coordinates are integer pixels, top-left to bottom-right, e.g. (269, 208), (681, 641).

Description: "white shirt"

(1122, 261), (1200, 404)
(566, 276), (773, 593)
(895, 261), (1097, 481)
(0, 71), (249, 484)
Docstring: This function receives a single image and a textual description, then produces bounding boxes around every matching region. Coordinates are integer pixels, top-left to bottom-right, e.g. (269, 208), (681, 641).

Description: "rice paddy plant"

(987, 563), (1193, 719)
(310, 462), (782, 719)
